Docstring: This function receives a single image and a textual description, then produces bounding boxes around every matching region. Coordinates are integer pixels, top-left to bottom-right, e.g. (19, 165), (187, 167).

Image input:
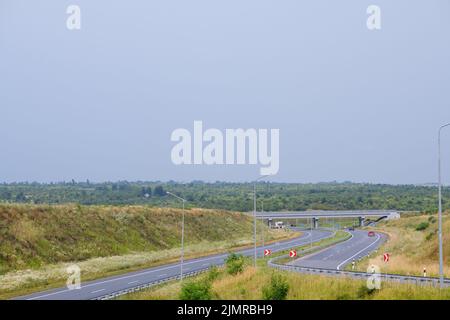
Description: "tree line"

(0, 181), (448, 213)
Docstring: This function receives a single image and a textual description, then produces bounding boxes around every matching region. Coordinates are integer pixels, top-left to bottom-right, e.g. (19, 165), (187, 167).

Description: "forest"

(0, 181), (448, 213)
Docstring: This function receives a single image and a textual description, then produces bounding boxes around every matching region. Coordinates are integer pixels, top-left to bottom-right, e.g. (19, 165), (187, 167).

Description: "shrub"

(225, 253), (245, 275)
(356, 285), (376, 299)
(207, 266), (220, 282)
(426, 231), (436, 241)
(336, 293), (352, 300)
(179, 279), (212, 300)
(262, 273), (289, 300)
(416, 222), (429, 231)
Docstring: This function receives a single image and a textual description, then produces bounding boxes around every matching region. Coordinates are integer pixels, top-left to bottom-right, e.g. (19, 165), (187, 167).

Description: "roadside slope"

(120, 265), (450, 300)
(354, 213), (450, 277)
(0, 203), (293, 297)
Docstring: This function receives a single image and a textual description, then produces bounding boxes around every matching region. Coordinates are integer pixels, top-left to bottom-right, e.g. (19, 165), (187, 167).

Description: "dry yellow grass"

(9, 219), (42, 243)
(355, 214), (450, 277)
(119, 213), (450, 301)
(121, 266), (450, 300)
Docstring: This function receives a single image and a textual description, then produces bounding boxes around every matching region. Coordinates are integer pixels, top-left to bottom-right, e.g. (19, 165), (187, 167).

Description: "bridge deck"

(255, 210), (398, 219)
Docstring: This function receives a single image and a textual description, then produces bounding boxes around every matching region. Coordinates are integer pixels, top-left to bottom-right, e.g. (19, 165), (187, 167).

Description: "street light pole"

(438, 123), (450, 288)
(167, 191), (187, 282)
(253, 183), (257, 268)
(253, 175), (270, 268)
(261, 201), (265, 248)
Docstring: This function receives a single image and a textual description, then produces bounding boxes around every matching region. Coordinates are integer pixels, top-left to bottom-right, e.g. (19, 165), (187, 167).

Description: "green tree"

(153, 185), (165, 196)
(225, 253), (245, 275)
(416, 222), (429, 231)
(262, 273), (289, 300)
(179, 279), (212, 300)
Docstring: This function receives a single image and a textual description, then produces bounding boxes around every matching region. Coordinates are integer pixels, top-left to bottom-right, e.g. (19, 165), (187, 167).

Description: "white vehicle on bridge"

(274, 221), (284, 229)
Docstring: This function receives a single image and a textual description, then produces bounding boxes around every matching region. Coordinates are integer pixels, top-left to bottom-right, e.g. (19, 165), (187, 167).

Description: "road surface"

(289, 230), (386, 270)
(16, 229), (333, 300)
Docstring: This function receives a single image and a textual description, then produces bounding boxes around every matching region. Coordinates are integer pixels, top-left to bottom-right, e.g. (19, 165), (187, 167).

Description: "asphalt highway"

(289, 230), (386, 270)
(16, 229), (333, 300)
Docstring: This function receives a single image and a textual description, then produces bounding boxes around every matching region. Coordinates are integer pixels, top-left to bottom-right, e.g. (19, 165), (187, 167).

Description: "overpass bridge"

(255, 210), (399, 228)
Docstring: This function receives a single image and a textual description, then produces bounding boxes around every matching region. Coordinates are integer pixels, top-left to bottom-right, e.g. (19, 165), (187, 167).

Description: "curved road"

(15, 229), (386, 300)
(289, 230), (386, 270)
(16, 229), (333, 300)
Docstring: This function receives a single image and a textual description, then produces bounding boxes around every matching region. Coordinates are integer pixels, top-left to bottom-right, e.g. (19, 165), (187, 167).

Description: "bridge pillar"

(313, 217), (319, 229)
(358, 216), (365, 227)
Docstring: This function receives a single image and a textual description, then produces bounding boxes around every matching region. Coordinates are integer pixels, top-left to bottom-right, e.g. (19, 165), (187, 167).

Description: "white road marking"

(336, 233), (382, 270)
(159, 274), (167, 277)
(291, 232), (354, 265)
(25, 231), (329, 300)
(26, 253), (234, 300)
(128, 281), (139, 284)
(90, 289), (105, 294)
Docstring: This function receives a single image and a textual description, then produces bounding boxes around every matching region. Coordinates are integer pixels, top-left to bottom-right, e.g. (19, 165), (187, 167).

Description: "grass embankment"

(120, 264), (450, 300)
(350, 213), (450, 278)
(0, 204), (296, 299)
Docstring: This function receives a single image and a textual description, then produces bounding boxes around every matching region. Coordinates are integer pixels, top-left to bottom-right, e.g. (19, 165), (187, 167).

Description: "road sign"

(264, 249), (272, 256)
(383, 253), (390, 262)
(289, 250), (297, 258)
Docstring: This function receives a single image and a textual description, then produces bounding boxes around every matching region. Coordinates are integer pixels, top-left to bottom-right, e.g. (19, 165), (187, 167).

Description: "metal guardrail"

(92, 267), (213, 300)
(92, 229), (336, 300)
(92, 230), (334, 300)
(279, 230), (351, 259)
(94, 229), (448, 300)
(268, 256), (450, 287)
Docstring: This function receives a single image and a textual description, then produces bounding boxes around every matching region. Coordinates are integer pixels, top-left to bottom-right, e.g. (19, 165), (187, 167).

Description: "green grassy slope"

(0, 204), (259, 274)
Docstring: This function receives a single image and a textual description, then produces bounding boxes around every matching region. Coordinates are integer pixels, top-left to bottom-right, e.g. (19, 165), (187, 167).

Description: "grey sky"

(1, 0), (450, 184)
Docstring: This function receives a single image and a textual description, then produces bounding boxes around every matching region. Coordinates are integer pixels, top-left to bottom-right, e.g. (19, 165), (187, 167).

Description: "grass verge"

(118, 263), (450, 300)
(347, 213), (450, 278)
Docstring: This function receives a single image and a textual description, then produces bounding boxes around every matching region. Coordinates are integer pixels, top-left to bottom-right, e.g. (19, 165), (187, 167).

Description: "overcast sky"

(1, 0), (450, 184)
